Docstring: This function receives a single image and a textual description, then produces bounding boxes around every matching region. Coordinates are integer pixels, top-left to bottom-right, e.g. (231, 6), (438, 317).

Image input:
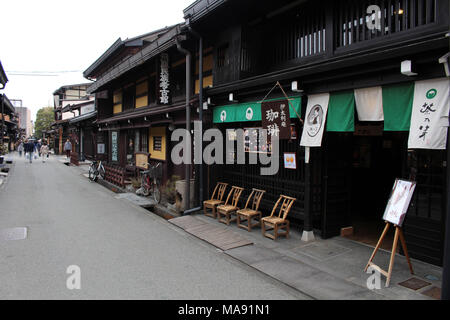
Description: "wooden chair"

(203, 182), (228, 218)
(236, 189), (266, 232)
(217, 186), (245, 225)
(261, 195), (296, 240)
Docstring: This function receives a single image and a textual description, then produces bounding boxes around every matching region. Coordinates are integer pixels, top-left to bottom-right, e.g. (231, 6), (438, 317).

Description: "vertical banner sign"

(408, 78), (450, 149)
(159, 53), (170, 105)
(300, 93), (330, 147)
(261, 100), (291, 140)
(111, 131), (118, 162)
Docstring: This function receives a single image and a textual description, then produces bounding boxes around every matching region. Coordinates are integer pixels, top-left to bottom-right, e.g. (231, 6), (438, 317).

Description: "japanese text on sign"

(159, 53), (170, 104)
(261, 100), (291, 140)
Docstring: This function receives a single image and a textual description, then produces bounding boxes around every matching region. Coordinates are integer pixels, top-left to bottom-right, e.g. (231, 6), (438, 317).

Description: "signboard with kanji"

(159, 53), (170, 105)
(261, 99), (291, 140)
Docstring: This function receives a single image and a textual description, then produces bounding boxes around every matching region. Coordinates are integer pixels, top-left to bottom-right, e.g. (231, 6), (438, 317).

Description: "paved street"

(0, 153), (309, 299)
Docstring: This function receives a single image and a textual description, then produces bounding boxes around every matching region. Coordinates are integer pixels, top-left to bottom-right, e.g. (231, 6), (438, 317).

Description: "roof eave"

(87, 24), (184, 94)
(0, 61), (8, 87)
(83, 38), (124, 79)
(183, 0), (228, 24)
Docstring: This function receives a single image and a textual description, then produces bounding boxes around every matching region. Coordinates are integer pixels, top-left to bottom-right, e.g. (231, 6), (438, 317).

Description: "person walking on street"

(36, 140), (42, 157)
(23, 140), (27, 159)
(64, 139), (72, 159)
(18, 141), (24, 157)
(24, 139), (34, 163)
(40, 143), (49, 163)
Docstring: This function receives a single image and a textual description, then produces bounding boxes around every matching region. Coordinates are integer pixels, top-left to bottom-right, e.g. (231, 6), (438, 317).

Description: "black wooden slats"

(240, 0), (437, 76)
(426, 0), (434, 24)
(410, 0), (416, 29)
(211, 136), (310, 224)
(335, 0), (436, 48)
(404, 149), (445, 266)
(418, 0), (424, 25)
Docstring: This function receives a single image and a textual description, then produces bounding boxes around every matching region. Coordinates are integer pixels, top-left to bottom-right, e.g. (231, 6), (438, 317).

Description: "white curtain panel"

(408, 78), (450, 150)
(300, 93), (330, 147)
(354, 86), (384, 121)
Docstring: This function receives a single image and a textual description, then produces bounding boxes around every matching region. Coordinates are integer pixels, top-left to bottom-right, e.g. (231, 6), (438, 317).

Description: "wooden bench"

(261, 195), (296, 240)
(236, 188), (266, 232)
(217, 186), (244, 225)
(203, 182), (228, 218)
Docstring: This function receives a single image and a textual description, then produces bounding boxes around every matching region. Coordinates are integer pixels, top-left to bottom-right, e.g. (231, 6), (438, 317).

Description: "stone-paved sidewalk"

(171, 213), (443, 300)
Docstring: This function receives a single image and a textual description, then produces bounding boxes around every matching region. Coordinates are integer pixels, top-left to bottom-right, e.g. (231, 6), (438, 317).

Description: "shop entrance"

(343, 130), (408, 249)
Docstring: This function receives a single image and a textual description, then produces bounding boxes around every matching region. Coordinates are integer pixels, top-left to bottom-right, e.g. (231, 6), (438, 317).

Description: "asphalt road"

(0, 153), (308, 300)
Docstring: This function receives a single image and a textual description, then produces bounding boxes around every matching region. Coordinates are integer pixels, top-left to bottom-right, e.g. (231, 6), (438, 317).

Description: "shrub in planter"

(0, 144), (8, 156)
(162, 175), (181, 205)
(130, 177), (141, 189)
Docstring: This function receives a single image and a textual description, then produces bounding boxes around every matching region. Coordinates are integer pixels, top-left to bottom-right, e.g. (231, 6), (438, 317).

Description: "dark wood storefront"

(322, 130), (447, 266)
(210, 117), (317, 228)
(187, 0), (449, 266)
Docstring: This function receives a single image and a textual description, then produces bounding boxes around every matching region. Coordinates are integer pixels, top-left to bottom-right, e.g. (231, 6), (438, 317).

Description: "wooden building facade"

(183, 0), (450, 266)
(84, 24), (207, 188)
(52, 83), (92, 156)
(1, 94), (19, 152)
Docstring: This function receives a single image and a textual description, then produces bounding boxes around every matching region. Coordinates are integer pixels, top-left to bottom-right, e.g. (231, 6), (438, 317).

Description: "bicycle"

(88, 159), (105, 182)
(140, 162), (162, 203)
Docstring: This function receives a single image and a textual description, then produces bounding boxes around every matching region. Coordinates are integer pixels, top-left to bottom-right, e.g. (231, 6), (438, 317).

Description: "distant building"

(13, 103), (33, 139)
(51, 83), (94, 155)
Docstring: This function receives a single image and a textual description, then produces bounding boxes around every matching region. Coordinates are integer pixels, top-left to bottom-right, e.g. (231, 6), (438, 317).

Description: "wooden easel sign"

(364, 179), (416, 287)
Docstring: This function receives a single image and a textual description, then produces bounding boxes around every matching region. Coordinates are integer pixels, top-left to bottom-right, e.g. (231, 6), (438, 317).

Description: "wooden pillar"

(442, 128), (450, 300)
(302, 146), (315, 241)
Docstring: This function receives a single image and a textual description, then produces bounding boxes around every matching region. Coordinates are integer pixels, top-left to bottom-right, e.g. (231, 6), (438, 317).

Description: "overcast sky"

(0, 0), (194, 121)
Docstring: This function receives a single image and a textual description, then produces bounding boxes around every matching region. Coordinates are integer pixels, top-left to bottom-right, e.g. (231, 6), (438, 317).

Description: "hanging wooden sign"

(364, 178), (416, 287)
(261, 100), (291, 140)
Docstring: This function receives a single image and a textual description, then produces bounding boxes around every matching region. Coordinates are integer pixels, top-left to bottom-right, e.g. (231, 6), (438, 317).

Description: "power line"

(7, 73), (59, 77)
(6, 70), (83, 77)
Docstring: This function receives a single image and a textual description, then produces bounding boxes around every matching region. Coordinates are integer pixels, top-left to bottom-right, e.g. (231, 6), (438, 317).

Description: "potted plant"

(162, 175), (181, 207)
(130, 177), (141, 189)
(0, 144), (8, 163)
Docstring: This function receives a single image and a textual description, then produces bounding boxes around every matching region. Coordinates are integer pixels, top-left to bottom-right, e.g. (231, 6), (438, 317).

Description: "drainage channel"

(144, 206), (177, 220)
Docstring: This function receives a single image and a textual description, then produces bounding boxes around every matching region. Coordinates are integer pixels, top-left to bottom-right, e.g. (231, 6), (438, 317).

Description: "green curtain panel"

(326, 91), (355, 132)
(213, 96), (302, 123)
(382, 82), (414, 131)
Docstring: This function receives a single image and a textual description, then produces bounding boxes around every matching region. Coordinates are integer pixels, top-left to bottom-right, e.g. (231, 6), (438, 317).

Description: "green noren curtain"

(382, 82), (414, 131)
(213, 96), (302, 123)
(326, 91), (355, 132)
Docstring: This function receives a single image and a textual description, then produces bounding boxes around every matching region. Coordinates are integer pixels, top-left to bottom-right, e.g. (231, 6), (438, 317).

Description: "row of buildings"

(0, 60), (20, 154)
(50, 0), (449, 271)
